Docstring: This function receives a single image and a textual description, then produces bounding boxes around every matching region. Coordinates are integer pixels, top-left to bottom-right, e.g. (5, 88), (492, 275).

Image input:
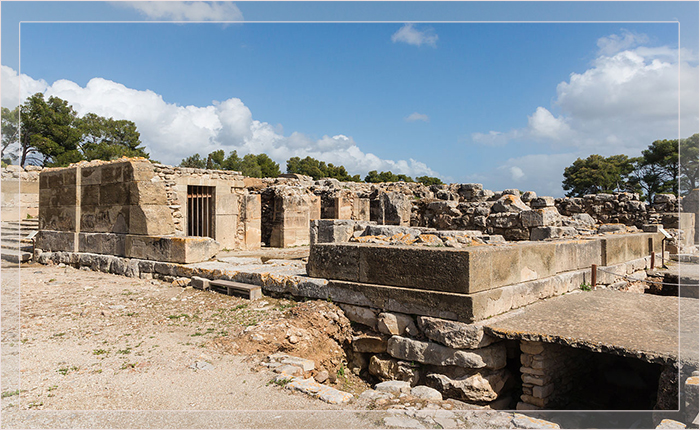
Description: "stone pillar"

(243, 194), (261, 250)
(309, 194), (321, 221)
(334, 195), (353, 220)
(352, 197), (370, 221)
(270, 194), (311, 247)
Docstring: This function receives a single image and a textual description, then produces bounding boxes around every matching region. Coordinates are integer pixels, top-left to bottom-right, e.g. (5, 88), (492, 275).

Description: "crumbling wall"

(1, 165), (41, 221)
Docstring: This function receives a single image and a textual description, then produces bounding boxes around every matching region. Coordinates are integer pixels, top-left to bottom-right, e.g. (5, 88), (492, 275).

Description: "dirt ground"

(0, 261), (388, 428)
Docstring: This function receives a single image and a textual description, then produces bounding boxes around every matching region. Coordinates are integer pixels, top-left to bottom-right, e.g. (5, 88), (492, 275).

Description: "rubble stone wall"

(517, 341), (592, 409)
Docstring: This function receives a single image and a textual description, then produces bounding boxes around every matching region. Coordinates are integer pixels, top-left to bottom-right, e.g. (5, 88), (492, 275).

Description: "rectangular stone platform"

(307, 234), (660, 295)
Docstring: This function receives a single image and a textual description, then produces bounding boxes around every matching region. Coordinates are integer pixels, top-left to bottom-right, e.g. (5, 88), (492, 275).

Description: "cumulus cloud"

(117, 1), (243, 21)
(596, 29), (648, 56)
(2, 66), (439, 178)
(1, 65), (48, 109)
(391, 24), (438, 48)
(489, 153), (582, 197)
(472, 35), (699, 156)
(405, 112), (429, 122)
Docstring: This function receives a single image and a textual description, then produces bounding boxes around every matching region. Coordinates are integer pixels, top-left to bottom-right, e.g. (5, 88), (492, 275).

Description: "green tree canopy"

(364, 170), (413, 183)
(286, 156), (360, 181)
(679, 133), (699, 196)
(181, 150), (281, 178)
(13, 93), (148, 167)
(77, 113), (148, 161)
(1, 107), (19, 164)
(416, 176), (443, 186)
(562, 154), (635, 197)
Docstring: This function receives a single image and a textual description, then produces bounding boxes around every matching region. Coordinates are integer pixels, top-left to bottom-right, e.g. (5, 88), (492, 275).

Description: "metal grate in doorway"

(187, 185), (214, 238)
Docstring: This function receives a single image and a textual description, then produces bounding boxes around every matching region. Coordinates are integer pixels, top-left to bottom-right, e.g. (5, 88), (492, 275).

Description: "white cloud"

(509, 166), (525, 181)
(472, 36), (699, 157)
(527, 107), (571, 141)
(391, 24), (438, 48)
(405, 112), (429, 122)
(488, 153), (581, 197)
(3, 66), (439, 178)
(1, 65), (48, 109)
(596, 29), (648, 56)
(117, 1), (243, 21)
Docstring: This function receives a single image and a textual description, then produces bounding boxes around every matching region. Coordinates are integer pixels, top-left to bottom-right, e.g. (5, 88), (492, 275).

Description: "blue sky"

(2, 2), (698, 196)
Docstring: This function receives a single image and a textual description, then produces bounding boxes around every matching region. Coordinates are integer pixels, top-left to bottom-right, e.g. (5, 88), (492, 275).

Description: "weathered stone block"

(81, 184), (100, 206)
(338, 304), (378, 329)
(78, 232), (126, 256)
(35, 230), (76, 252)
(426, 368), (510, 403)
(530, 196), (555, 208)
(325, 280), (476, 322)
(377, 312), (418, 336)
(417, 316), (498, 349)
(80, 165), (101, 185)
(128, 205), (175, 235)
(129, 181), (168, 205)
(518, 242), (556, 281)
(99, 182), (130, 206)
(307, 243), (361, 281)
(80, 205), (129, 233)
(521, 207), (561, 228)
(387, 336), (506, 369)
(352, 333), (388, 353)
(125, 235), (220, 263)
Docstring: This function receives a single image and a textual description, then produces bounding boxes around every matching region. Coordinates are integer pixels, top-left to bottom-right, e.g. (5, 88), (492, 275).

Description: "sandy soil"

(0, 261), (384, 428)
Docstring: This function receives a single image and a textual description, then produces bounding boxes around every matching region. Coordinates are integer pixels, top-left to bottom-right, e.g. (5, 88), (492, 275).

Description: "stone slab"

(485, 290), (696, 366)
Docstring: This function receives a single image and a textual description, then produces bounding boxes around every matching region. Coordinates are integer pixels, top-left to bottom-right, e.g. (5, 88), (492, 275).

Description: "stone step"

(0, 249), (32, 263)
(209, 279), (262, 300)
(1, 240), (33, 251)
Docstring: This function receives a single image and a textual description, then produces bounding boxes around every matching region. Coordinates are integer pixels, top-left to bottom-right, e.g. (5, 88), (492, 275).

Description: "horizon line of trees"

(2, 93), (150, 168)
(180, 151), (444, 185)
(562, 134), (699, 201)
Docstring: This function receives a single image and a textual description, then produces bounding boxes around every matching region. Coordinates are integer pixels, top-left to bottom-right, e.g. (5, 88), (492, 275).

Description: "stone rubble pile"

(338, 303), (519, 409)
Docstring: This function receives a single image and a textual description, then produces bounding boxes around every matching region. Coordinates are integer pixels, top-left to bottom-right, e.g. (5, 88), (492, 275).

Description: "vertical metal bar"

(591, 264), (597, 287)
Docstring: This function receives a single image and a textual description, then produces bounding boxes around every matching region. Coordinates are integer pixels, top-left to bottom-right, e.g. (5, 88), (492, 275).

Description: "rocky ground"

(1, 260), (562, 429)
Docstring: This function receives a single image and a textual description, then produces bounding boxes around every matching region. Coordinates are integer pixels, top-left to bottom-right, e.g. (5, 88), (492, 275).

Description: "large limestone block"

(39, 206), (77, 231)
(517, 242), (556, 281)
(129, 180), (168, 205)
(417, 316), (498, 349)
(129, 205), (175, 235)
(80, 205), (129, 233)
(125, 235), (220, 263)
(425, 368), (510, 403)
(491, 194), (530, 213)
(323, 280), (476, 322)
(521, 207), (561, 228)
(35, 230), (75, 252)
(78, 232), (126, 256)
(98, 182), (130, 206)
(529, 226), (577, 241)
(386, 336), (506, 369)
(380, 192), (411, 226)
(307, 242), (361, 280)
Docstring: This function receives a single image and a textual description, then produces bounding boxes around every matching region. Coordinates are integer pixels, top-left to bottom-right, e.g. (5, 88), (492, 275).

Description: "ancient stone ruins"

(2, 157), (699, 428)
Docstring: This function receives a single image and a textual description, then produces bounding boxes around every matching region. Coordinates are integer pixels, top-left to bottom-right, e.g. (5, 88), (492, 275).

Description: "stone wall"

(36, 159), (220, 263)
(1, 165), (41, 221)
(151, 163), (257, 250)
(517, 341), (592, 409)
